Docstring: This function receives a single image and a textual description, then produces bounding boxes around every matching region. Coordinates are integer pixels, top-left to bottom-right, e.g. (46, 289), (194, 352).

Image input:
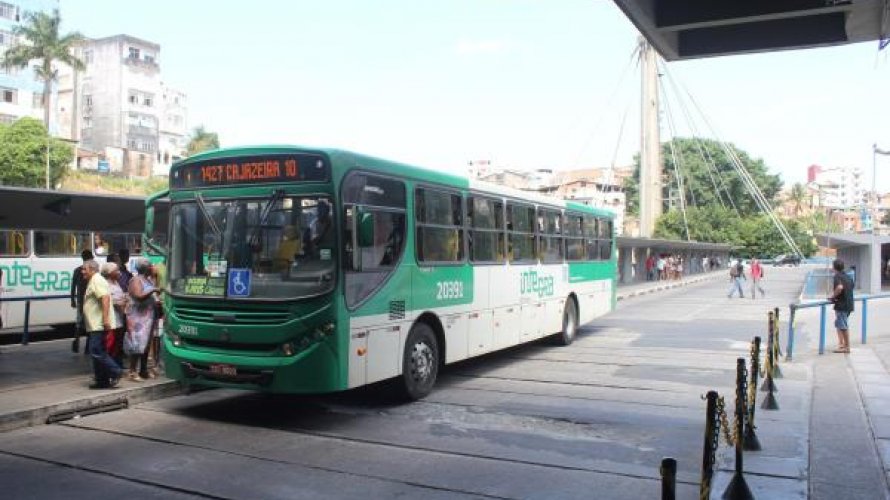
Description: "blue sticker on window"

(227, 268), (251, 297)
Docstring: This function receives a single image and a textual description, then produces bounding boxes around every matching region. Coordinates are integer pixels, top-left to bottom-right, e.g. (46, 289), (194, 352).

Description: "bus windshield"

(169, 194), (335, 299)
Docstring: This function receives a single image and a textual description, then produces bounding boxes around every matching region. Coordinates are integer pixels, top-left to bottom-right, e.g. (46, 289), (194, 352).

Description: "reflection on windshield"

(170, 195), (336, 299)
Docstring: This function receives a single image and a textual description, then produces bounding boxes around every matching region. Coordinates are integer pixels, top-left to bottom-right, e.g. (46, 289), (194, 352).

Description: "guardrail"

(786, 292), (890, 358)
(0, 294), (70, 345)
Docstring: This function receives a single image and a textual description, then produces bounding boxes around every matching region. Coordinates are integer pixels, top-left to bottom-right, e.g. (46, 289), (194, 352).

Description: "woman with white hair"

(125, 259), (158, 381)
(100, 262), (127, 366)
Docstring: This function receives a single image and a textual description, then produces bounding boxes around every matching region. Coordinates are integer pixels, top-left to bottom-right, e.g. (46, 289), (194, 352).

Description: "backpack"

(729, 265), (739, 278)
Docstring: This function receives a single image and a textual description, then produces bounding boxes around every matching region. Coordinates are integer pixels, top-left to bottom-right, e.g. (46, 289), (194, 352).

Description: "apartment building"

(0, 0), (58, 125)
(807, 164), (866, 209)
(57, 34), (188, 177)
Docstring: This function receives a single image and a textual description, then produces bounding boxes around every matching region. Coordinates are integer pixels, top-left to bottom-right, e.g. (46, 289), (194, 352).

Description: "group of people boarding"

(70, 249), (164, 389)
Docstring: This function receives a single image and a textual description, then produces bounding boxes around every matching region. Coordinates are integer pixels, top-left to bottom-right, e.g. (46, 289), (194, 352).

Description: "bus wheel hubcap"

(411, 343), (433, 382)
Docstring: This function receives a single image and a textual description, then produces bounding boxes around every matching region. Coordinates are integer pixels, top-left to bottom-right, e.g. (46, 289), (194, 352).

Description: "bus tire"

(555, 297), (578, 346)
(397, 323), (439, 401)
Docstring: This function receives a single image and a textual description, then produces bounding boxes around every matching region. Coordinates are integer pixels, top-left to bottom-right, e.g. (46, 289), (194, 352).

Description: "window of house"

(564, 212), (585, 261)
(84, 95), (92, 107)
(1, 87), (16, 104)
(128, 92), (138, 104)
(538, 208), (563, 263)
(128, 47), (140, 59)
(0, 2), (16, 21)
(467, 196), (504, 263)
(82, 116), (92, 128)
(0, 29), (11, 46)
(343, 173), (407, 308)
(415, 187), (463, 264)
(127, 138), (138, 149)
(506, 202), (535, 262)
(144, 53), (155, 64)
(143, 95), (153, 107)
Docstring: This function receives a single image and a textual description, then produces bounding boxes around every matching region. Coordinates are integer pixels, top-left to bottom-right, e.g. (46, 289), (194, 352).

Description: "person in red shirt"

(645, 254), (656, 281)
(750, 258), (765, 299)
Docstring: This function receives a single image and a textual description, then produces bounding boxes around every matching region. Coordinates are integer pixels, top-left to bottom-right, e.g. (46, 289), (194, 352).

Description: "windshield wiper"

(195, 193), (223, 260)
(249, 189), (285, 249)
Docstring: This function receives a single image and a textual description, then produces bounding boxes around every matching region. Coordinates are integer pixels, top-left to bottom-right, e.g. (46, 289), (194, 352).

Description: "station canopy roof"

(0, 186), (167, 234)
(815, 232), (890, 249)
(614, 0), (888, 60)
(617, 235), (733, 251)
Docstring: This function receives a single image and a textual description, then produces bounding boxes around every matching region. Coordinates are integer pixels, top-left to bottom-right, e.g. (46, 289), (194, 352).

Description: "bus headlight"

(168, 333), (182, 347)
(281, 342), (295, 356)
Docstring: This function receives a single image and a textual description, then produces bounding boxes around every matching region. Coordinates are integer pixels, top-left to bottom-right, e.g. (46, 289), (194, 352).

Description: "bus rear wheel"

(555, 297), (578, 346)
(397, 323), (439, 401)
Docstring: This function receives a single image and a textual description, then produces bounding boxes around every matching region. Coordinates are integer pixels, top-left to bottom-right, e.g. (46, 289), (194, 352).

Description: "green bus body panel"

(163, 145), (617, 394)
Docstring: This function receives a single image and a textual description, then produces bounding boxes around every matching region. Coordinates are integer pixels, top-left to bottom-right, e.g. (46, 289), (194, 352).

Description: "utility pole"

(638, 37), (662, 237)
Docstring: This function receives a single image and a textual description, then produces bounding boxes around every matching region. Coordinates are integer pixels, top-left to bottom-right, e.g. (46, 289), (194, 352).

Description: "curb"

(0, 380), (182, 433)
(617, 272), (724, 302)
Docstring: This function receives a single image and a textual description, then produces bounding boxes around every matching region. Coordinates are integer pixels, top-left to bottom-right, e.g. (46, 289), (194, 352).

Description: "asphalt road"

(0, 268), (810, 499)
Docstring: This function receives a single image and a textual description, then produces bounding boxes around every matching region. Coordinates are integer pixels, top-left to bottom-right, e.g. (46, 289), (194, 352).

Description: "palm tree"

(787, 182), (810, 218)
(1, 9), (84, 128)
(187, 125), (220, 156)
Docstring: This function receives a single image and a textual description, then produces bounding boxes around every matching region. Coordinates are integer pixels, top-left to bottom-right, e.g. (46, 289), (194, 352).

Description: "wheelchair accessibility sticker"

(227, 269), (251, 297)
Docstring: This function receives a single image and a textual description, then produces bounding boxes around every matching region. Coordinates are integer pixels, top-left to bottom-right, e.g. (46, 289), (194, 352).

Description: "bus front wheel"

(555, 298), (578, 346)
(397, 323), (439, 401)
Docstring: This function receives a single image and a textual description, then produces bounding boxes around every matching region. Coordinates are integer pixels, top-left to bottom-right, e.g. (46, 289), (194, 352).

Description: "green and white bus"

(146, 146), (616, 399)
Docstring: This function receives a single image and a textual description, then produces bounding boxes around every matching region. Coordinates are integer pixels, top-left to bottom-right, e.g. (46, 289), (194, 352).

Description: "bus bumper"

(163, 337), (342, 393)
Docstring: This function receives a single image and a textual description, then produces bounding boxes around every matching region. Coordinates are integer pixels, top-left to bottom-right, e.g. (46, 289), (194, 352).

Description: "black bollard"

(723, 358), (755, 500)
(701, 391), (719, 500)
(660, 457), (677, 500)
(760, 330), (780, 410)
(760, 329), (777, 392)
(744, 337), (762, 451)
(771, 309), (783, 379)
(774, 307), (783, 357)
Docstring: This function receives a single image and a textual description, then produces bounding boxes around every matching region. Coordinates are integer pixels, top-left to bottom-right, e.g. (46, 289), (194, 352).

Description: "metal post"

(862, 298), (868, 345)
(774, 306), (782, 357)
(769, 311), (782, 378)
(818, 304), (827, 355)
(22, 300), (31, 345)
(723, 358), (754, 499)
(701, 391), (719, 500)
(744, 337), (762, 451)
(660, 457), (677, 500)
(786, 305), (796, 361)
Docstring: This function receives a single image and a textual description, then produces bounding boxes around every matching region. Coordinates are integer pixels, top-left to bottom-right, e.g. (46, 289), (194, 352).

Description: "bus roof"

(172, 145), (615, 219)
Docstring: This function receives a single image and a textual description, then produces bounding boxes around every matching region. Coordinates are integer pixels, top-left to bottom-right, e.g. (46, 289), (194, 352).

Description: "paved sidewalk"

(0, 340), (180, 432)
(616, 269), (726, 301)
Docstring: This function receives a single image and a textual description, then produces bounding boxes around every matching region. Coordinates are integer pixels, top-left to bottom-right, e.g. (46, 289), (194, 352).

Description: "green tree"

(0, 117), (73, 187)
(1, 9), (84, 128)
(624, 137), (782, 217)
(187, 125), (220, 156)
(787, 182), (810, 217)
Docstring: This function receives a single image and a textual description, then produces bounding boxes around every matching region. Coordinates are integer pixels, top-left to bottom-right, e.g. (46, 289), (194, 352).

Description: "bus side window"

(0, 230), (28, 256)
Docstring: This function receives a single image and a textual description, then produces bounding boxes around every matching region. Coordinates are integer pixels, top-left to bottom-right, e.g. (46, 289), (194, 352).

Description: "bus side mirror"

(144, 189), (169, 256)
(358, 211), (375, 247)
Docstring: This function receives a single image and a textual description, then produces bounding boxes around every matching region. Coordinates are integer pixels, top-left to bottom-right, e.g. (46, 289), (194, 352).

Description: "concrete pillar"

(621, 247), (634, 284)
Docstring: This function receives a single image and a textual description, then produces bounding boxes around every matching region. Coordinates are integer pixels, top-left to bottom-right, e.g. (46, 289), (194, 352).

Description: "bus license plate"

(209, 364), (237, 376)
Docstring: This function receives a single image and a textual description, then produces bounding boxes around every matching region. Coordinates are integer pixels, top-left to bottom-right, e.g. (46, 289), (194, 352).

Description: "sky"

(61, 0), (890, 190)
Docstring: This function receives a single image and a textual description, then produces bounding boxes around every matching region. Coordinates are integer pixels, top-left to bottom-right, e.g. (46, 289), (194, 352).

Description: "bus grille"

(182, 338), (278, 353)
(174, 306), (290, 325)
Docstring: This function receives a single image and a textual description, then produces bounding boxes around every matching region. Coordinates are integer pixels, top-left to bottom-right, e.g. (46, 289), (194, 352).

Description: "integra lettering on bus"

(0, 261), (72, 291)
(520, 269), (554, 298)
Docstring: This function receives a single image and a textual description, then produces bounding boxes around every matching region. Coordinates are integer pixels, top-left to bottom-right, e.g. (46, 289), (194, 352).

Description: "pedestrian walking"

(82, 259), (123, 389)
(750, 258), (766, 299)
(645, 254), (656, 281)
(69, 249), (93, 353)
(829, 259), (855, 353)
(727, 260), (745, 298)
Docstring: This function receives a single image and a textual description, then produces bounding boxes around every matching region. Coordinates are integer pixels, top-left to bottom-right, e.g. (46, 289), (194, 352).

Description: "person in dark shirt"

(118, 249), (133, 290)
(829, 259), (855, 354)
(70, 249), (94, 353)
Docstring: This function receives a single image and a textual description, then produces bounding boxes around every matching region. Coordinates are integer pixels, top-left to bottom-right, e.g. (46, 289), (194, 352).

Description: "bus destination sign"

(171, 153), (329, 189)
